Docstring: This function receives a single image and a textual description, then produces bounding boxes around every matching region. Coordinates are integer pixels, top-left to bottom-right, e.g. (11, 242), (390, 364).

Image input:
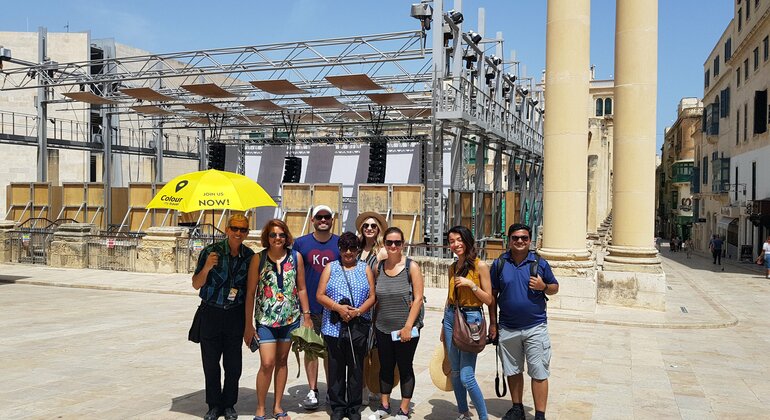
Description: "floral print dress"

(255, 249), (301, 327)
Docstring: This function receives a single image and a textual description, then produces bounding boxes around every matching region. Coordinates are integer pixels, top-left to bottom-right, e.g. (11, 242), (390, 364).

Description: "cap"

(311, 205), (334, 219)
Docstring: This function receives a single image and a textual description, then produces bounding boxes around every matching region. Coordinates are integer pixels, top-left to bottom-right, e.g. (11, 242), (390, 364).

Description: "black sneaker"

(223, 407), (237, 420)
(502, 404), (525, 420)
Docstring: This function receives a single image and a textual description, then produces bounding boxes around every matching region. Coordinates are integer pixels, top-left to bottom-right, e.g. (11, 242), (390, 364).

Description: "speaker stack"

(367, 140), (387, 183)
(207, 142), (226, 170)
(282, 156), (302, 183)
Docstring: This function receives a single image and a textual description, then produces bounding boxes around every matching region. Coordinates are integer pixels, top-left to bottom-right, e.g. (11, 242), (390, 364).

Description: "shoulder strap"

(405, 257), (412, 285)
(530, 254), (540, 278)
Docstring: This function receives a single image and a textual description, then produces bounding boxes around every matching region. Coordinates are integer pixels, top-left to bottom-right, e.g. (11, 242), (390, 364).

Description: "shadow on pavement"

(168, 387), (259, 417)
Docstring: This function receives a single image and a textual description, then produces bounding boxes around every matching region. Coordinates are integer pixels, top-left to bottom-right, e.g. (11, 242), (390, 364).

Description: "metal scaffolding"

(0, 1), (544, 248)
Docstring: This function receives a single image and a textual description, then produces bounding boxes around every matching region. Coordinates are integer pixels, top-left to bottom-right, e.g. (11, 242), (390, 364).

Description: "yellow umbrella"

(146, 169), (276, 212)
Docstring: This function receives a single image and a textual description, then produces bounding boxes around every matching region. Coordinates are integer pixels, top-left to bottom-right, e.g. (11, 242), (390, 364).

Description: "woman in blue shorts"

(245, 219), (313, 420)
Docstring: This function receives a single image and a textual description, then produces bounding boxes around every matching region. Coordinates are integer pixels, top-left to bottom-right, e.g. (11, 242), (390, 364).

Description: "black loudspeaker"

(282, 156), (302, 183)
(367, 141), (387, 183)
(208, 142), (226, 170)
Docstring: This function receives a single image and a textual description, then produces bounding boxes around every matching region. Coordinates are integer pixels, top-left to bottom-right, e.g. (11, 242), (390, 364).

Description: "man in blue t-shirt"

(709, 234), (724, 266)
(490, 223), (559, 420)
(292, 204), (339, 411)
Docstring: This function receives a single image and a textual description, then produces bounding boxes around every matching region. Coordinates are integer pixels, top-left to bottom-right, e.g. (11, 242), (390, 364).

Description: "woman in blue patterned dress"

(245, 219), (313, 420)
(316, 232), (376, 420)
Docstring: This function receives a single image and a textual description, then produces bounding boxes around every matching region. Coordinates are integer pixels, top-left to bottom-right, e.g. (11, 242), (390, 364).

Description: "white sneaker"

(456, 413), (473, 420)
(394, 408), (410, 419)
(368, 405), (390, 420)
(302, 389), (319, 410)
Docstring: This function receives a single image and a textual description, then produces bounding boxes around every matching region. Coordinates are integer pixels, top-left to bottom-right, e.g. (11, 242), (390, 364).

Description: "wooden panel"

(325, 74), (384, 91)
(120, 87), (175, 102)
(281, 184), (312, 212)
(129, 208), (153, 232)
(9, 183), (31, 205)
(87, 183), (105, 206)
(62, 91), (117, 105)
(481, 192), (493, 237)
(392, 185), (423, 214)
(357, 184), (389, 214)
(250, 80), (308, 95)
(392, 214), (423, 243)
(484, 238), (505, 260)
(181, 83), (237, 98)
(504, 191), (520, 229)
(62, 183), (86, 206)
(185, 103), (225, 113)
(32, 206), (50, 220)
(285, 211), (311, 237)
(32, 183), (49, 206)
(129, 183), (155, 207)
(87, 207), (104, 228)
(111, 187), (129, 225)
(312, 184), (342, 214)
(153, 208), (175, 227)
(301, 96), (345, 109)
(50, 186), (62, 222)
(62, 207), (85, 222)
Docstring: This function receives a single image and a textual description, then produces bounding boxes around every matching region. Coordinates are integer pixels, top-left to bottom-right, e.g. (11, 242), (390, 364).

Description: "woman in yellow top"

(440, 225), (493, 420)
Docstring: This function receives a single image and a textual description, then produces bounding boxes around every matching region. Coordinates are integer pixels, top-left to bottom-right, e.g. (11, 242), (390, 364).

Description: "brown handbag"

(451, 304), (487, 353)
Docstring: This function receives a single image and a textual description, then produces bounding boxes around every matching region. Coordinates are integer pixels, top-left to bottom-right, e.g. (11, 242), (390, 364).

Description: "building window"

(705, 70), (710, 89)
(739, 8), (743, 31)
(745, 103), (749, 140)
(735, 167), (739, 201)
(754, 47), (760, 71)
(702, 156), (709, 184)
(754, 89), (767, 134)
(720, 88), (731, 117)
(714, 55), (721, 76)
(745, 59), (749, 80)
(604, 98), (612, 115)
(737, 68), (742, 87)
(756, 0), (760, 9)
(726, 38), (733, 60)
(752, 161), (757, 200)
(737, 108), (741, 144)
(764, 36), (769, 61)
(595, 98), (603, 116)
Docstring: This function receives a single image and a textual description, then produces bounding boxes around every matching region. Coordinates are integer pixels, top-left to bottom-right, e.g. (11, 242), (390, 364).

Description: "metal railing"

(8, 218), (63, 265)
(86, 233), (144, 272)
(175, 224), (226, 273)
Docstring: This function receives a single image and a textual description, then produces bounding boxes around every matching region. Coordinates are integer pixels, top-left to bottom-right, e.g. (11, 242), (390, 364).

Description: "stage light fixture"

(468, 31), (482, 45)
(447, 9), (464, 24)
(410, 3), (433, 30)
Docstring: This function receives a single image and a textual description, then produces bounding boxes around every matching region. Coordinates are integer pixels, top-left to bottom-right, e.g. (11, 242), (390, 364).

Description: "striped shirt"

(374, 264), (411, 334)
(195, 239), (254, 308)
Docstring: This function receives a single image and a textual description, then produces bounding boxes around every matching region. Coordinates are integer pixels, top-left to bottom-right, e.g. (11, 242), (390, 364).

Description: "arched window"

(595, 98), (604, 116)
(604, 98), (613, 115)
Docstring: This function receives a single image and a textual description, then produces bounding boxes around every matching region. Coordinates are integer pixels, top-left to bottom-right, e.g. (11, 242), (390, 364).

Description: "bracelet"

(302, 311), (311, 315)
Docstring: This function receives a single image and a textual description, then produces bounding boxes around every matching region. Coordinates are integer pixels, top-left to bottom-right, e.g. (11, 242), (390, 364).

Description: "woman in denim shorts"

(441, 226), (494, 420)
(245, 219), (313, 420)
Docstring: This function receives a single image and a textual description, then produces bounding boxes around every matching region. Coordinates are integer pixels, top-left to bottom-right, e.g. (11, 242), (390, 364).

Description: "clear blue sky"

(1, 0), (733, 153)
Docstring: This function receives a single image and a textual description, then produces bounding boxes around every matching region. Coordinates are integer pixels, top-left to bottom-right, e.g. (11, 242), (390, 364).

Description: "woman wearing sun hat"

(355, 211), (388, 271)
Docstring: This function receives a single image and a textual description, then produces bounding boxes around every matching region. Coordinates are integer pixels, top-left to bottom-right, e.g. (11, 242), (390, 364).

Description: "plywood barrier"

(357, 184), (389, 214)
(481, 192), (493, 237)
(281, 183), (343, 236)
(312, 184), (342, 235)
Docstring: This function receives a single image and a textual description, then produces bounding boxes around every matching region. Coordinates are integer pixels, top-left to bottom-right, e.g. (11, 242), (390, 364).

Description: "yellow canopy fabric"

(146, 169), (276, 212)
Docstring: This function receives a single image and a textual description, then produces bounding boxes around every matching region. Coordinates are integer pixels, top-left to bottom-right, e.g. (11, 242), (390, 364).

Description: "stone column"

(48, 223), (97, 268)
(0, 220), (18, 263)
(136, 226), (188, 274)
(602, 0), (665, 310)
(539, 0), (595, 312)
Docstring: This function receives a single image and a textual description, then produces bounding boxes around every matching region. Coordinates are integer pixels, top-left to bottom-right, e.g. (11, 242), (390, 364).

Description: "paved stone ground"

(0, 247), (768, 419)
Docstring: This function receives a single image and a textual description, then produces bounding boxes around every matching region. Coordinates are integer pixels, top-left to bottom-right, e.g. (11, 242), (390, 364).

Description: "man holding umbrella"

(192, 214), (255, 420)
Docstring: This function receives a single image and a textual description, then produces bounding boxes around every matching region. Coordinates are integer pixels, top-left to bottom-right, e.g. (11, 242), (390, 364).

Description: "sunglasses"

(229, 226), (249, 234)
(510, 235), (530, 242)
(315, 214), (332, 221)
(339, 246), (360, 253)
(361, 223), (379, 230)
(268, 232), (287, 239)
(384, 239), (404, 247)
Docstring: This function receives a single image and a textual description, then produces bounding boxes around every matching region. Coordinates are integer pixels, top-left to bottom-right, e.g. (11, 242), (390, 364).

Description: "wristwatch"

(471, 284), (478, 292)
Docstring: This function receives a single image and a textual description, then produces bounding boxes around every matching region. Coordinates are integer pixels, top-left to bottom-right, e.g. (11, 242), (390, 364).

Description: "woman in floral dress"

(245, 219), (313, 420)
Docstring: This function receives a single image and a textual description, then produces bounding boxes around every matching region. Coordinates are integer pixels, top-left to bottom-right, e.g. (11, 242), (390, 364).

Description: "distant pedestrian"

(709, 235), (723, 266)
(759, 236), (770, 279)
(684, 238), (693, 259)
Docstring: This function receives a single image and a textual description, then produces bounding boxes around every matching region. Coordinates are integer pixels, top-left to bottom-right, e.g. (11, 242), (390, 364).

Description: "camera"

(330, 297), (352, 324)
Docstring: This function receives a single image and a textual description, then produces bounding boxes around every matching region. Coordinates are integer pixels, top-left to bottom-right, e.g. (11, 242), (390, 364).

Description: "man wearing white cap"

(293, 205), (340, 410)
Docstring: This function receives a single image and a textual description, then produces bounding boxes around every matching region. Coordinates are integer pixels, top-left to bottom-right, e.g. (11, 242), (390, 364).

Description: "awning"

(716, 216), (737, 230)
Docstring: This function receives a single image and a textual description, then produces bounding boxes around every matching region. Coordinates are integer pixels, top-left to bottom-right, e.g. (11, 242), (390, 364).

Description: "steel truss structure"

(0, 1), (544, 249)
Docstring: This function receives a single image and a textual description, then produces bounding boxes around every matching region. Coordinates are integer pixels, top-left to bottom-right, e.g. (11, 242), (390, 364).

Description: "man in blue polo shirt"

(490, 223), (559, 420)
(192, 214), (255, 420)
(293, 205), (340, 410)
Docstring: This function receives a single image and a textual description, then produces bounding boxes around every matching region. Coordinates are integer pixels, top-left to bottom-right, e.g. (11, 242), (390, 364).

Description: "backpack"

(492, 252), (548, 301)
(377, 258), (425, 329)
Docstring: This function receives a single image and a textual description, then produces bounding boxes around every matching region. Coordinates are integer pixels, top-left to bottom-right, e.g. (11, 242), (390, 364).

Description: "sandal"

(253, 416), (266, 420)
(274, 412), (290, 419)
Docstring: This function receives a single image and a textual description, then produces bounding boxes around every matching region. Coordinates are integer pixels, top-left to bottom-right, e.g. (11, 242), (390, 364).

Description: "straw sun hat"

(355, 211), (388, 232)
(363, 348), (399, 393)
(429, 343), (453, 392)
